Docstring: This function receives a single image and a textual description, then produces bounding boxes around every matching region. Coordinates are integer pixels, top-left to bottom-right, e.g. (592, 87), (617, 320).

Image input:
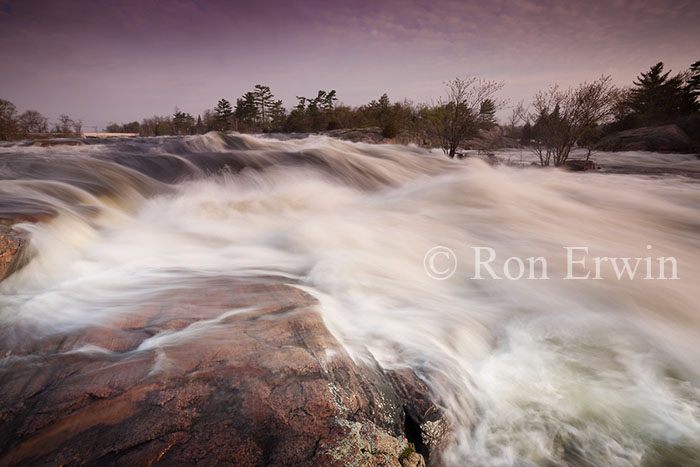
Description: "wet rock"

(387, 369), (449, 461)
(0, 278), (444, 466)
(596, 124), (694, 153)
(401, 451), (426, 467)
(324, 128), (387, 144)
(0, 201), (57, 226)
(563, 159), (599, 171)
(0, 225), (26, 281)
(30, 140), (86, 147)
(316, 419), (411, 466)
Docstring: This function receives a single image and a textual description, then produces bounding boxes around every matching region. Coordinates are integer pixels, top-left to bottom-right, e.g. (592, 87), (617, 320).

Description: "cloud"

(0, 0), (698, 127)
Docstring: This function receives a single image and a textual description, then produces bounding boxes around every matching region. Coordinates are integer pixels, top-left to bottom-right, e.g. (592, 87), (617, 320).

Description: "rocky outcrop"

(0, 278), (447, 466)
(465, 127), (520, 152)
(0, 204), (55, 281)
(324, 128), (388, 144)
(387, 369), (449, 462)
(0, 225), (26, 281)
(30, 140), (86, 147)
(596, 124), (695, 153)
(0, 205), (57, 226)
(400, 449), (426, 467)
(563, 159), (599, 171)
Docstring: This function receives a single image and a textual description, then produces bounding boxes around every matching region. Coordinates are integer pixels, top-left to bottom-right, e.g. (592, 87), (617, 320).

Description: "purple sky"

(1, 0), (699, 130)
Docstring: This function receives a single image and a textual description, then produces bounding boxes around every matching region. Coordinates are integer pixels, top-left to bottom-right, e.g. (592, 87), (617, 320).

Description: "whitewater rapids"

(1, 133), (700, 465)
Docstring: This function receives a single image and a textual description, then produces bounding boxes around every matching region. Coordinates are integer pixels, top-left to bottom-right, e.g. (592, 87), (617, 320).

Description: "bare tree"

(0, 99), (18, 140)
(18, 110), (48, 133)
(506, 100), (528, 138)
(54, 114), (74, 135)
(528, 76), (618, 166)
(72, 119), (83, 136)
(425, 77), (504, 158)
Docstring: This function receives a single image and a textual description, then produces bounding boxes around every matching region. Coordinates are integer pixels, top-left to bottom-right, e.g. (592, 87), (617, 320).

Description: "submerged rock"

(0, 278), (440, 466)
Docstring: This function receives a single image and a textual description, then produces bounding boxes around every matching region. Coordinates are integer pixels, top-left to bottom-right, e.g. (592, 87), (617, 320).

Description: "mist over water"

(2, 133), (700, 465)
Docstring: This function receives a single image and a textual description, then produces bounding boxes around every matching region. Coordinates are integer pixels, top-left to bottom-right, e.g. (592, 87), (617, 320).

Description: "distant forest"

(1, 60), (699, 165)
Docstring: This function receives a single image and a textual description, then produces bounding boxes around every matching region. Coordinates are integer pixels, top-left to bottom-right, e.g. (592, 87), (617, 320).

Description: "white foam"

(2, 135), (700, 463)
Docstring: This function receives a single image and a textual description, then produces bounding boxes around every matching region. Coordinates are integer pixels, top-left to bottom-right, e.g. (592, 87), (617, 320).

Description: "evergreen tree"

(172, 109), (195, 135)
(321, 90), (337, 112)
(292, 90), (338, 132)
(214, 99), (234, 130)
(253, 85), (274, 128)
(630, 63), (669, 122)
(688, 59), (700, 104)
(479, 99), (497, 128)
(628, 62), (694, 125)
(268, 100), (287, 130)
(201, 110), (218, 132)
(305, 91), (324, 131)
(285, 97), (311, 132)
(235, 92), (259, 131)
(520, 121), (533, 145)
(377, 93), (390, 113)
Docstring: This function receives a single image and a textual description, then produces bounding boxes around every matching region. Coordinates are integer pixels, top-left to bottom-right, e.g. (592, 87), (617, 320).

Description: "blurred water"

(1, 133), (700, 465)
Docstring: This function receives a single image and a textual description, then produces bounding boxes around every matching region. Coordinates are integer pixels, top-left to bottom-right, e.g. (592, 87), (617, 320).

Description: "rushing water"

(1, 133), (700, 466)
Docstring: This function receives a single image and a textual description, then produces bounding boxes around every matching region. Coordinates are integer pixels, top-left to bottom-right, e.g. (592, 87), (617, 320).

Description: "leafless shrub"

(424, 77), (504, 158)
(528, 76), (619, 166)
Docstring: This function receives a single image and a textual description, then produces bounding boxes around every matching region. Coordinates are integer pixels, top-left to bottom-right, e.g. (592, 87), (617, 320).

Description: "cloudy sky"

(1, 0), (698, 129)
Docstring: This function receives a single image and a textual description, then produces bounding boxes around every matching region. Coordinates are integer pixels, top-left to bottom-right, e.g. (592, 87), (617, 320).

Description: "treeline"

(103, 59), (700, 165)
(0, 100), (83, 140)
(105, 87), (428, 139)
(104, 82), (499, 147)
(2, 59), (698, 166)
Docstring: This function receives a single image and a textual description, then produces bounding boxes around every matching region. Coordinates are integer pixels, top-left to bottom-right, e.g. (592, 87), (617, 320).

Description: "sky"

(1, 0), (699, 130)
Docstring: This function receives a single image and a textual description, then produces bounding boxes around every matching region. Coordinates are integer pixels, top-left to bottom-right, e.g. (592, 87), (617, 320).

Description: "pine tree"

(235, 93), (259, 131)
(520, 121), (533, 145)
(172, 108), (195, 135)
(628, 62), (694, 125)
(479, 99), (497, 128)
(378, 93), (390, 110)
(268, 100), (286, 130)
(253, 85), (274, 128)
(322, 90), (337, 111)
(214, 99), (234, 131)
(689, 60), (700, 104)
(630, 63), (669, 121)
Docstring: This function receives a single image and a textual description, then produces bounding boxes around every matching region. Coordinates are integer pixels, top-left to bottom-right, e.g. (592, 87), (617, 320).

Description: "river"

(1, 133), (700, 465)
